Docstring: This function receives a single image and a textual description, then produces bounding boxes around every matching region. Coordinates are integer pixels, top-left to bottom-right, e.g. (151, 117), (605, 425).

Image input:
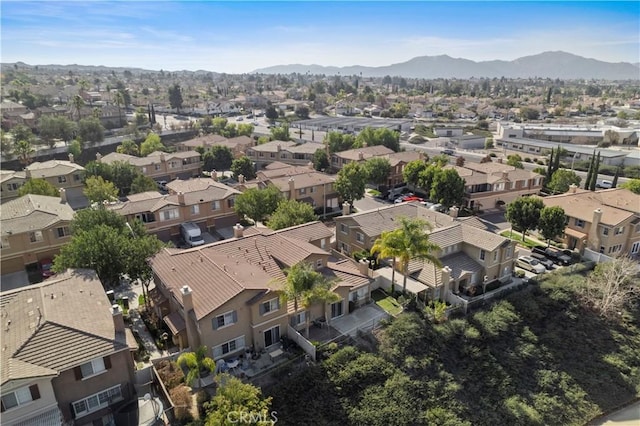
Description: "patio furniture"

(268, 348), (284, 363)
(226, 359), (240, 374)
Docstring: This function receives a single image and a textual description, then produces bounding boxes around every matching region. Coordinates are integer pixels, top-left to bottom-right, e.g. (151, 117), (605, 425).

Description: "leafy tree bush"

(18, 178), (59, 197)
(230, 156), (256, 181)
(268, 199), (317, 230)
(335, 162), (367, 208)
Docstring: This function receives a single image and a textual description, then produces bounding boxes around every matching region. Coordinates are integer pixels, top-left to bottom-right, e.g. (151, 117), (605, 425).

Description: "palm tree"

(70, 95), (85, 121)
(371, 229), (403, 291)
(279, 262), (339, 336)
(177, 345), (216, 388)
(13, 139), (34, 167)
(114, 91), (125, 128)
(381, 217), (442, 295)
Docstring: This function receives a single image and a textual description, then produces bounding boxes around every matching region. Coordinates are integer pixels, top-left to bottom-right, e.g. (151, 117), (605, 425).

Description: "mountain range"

(253, 51), (640, 80)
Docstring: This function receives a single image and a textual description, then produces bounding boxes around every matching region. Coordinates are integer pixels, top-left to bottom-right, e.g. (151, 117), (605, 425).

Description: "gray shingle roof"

(1, 194), (74, 235)
(26, 160), (84, 177)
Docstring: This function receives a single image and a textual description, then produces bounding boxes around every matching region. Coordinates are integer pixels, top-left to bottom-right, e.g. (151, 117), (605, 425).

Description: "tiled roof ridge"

(197, 250), (254, 292)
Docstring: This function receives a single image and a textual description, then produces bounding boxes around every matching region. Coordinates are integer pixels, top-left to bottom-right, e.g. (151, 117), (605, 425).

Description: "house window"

(227, 198), (235, 208)
(56, 226), (70, 238)
(602, 227), (609, 236)
(6, 183), (19, 191)
(299, 188), (306, 195)
(211, 200), (221, 211)
(575, 219), (585, 228)
(356, 232), (364, 243)
(154, 164), (161, 171)
(310, 186), (316, 193)
(1, 385), (39, 411)
(614, 226), (625, 235)
(281, 154), (287, 159)
(213, 336), (245, 359)
(160, 209), (179, 221)
(599, 246), (605, 253)
(190, 205), (200, 216)
(534, 178), (542, 186)
(213, 311), (237, 329)
(72, 385), (122, 418)
(479, 250), (486, 261)
(505, 246), (513, 258)
(73, 174), (81, 182)
(77, 357), (109, 380)
(270, 153), (275, 158)
(494, 183), (505, 191)
(264, 326), (280, 348)
(320, 238), (326, 249)
(29, 231), (43, 243)
(291, 311), (307, 326)
(169, 161), (179, 169)
(493, 251), (498, 262)
(340, 224), (348, 234)
(330, 301), (343, 319)
(258, 152), (264, 157)
(57, 176), (67, 183)
(316, 259), (323, 269)
(260, 299), (279, 315)
(142, 167), (147, 173)
(1, 237), (9, 249)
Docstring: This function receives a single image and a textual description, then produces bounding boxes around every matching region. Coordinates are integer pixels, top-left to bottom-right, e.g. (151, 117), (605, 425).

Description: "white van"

(180, 222), (204, 247)
(596, 180), (613, 189)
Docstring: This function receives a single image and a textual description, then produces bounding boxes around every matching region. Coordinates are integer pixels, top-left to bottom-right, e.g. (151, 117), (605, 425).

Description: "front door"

(330, 301), (343, 319)
(264, 326), (280, 348)
(631, 241), (640, 255)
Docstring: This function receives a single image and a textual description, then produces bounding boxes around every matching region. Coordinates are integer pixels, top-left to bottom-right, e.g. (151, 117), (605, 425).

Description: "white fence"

(287, 325), (317, 361)
(583, 248), (614, 263)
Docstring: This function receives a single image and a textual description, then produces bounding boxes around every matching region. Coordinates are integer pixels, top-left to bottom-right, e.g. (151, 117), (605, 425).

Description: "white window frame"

(160, 208), (179, 222)
(316, 259), (323, 269)
(575, 219), (585, 228)
(614, 226), (625, 235)
(261, 299), (279, 315)
(214, 310), (236, 329)
(72, 385), (122, 418)
(340, 224), (348, 234)
(493, 251), (498, 262)
(211, 200), (221, 211)
(56, 226), (71, 238)
(190, 205), (200, 216)
(57, 176), (67, 183)
(602, 227), (609, 236)
(299, 187), (306, 195)
(263, 325), (281, 348)
(213, 335), (245, 359)
(292, 311), (307, 326)
(30, 231), (44, 243)
(7, 183), (19, 191)
(479, 249), (486, 261)
(1, 236), (10, 249)
(1, 386), (33, 411)
(330, 300), (344, 319)
(80, 357), (106, 379)
(356, 232), (364, 243)
(505, 246), (513, 259)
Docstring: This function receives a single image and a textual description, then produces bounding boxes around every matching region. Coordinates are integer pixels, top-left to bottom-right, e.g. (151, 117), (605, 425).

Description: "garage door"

(1, 256), (26, 275)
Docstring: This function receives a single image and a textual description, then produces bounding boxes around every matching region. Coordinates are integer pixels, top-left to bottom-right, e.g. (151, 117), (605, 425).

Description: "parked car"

(532, 246), (572, 266)
(516, 256), (547, 274)
(441, 149), (456, 156)
(530, 252), (554, 270)
(40, 258), (56, 279)
(596, 180), (613, 189)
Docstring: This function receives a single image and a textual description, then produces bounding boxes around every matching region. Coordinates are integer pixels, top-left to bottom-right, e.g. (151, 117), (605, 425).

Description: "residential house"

(98, 150), (202, 182)
(446, 162), (544, 210)
(0, 269), (137, 425)
(434, 127), (464, 137)
(334, 203), (517, 301)
(330, 146), (394, 170)
(107, 178), (240, 240)
(0, 194), (74, 276)
(246, 141), (324, 168)
(176, 134), (228, 152)
(149, 222), (372, 359)
(541, 186), (640, 258)
(178, 135), (255, 159)
(0, 170), (27, 202)
(0, 100), (29, 130)
(385, 151), (423, 187)
(25, 158), (85, 192)
(239, 162), (341, 214)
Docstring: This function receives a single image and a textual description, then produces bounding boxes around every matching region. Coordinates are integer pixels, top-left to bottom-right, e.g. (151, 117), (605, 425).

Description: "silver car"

(516, 256), (546, 274)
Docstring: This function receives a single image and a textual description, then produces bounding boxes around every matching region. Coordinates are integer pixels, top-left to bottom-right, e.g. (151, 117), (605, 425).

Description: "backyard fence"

(287, 325), (317, 361)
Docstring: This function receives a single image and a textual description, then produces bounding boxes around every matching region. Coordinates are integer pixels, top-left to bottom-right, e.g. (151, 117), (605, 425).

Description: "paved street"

(354, 193), (391, 212)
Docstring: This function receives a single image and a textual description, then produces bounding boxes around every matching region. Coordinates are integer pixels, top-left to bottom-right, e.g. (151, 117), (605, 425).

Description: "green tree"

(313, 149), (329, 171)
(77, 117), (104, 144)
(589, 152), (601, 191)
(402, 160), (428, 186)
(204, 374), (273, 426)
(168, 83), (183, 112)
(417, 164), (440, 194)
(547, 169), (581, 194)
(507, 154), (524, 169)
(70, 94), (85, 121)
(68, 138), (82, 160)
(334, 162), (368, 209)
(325, 131), (355, 153)
(279, 261), (339, 335)
(231, 156), (256, 181)
(130, 174), (158, 194)
(234, 185), (282, 224)
(84, 176), (118, 203)
(11, 124), (34, 146)
(110, 161), (140, 197)
(13, 139), (35, 167)
(53, 209), (164, 288)
(113, 91), (125, 127)
(584, 150), (596, 190)
(116, 139), (139, 156)
(538, 206), (567, 247)
(268, 199), (318, 230)
(364, 157), (391, 188)
(295, 105), (310, 119)
(236, 123), (254, 137)
(519, 107), (540, 121)
(203, 146), (234, 171)
(177, 346), (216, 388)
(620, 179), (640, 194)
(38, 116), (75, 147)
(265, 105), (278, 122)
(270, 125), (291, 141)
(134, 107), (148, 126)
(18, 178), (59, 197)
(505, 196), (545, 241)
(371, 230), (403, 290)
(140, 133), (165, 156)
(387, 217), (442, 295)
(429, 168), (465, 208)
(211, 117), (228, 134)
(355, 127), (400, 152)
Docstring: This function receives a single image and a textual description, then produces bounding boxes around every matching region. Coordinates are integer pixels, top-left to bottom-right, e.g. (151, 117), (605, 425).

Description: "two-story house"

(149, 222), (370, 359)
(25, 158), (86, 193)
(334, 203), (517, 302)
(246, 141), (325, 168)
(238, 162), (340, 214)
(446, 162), (543, 210)
(542, 186), (640, 258)
(0, 194), (75, 278)
(107, 178), (240, 240)
(1, 269), (137, 426)
(330, 145), (394, 171)
(0, 170), (27, 202)
(98, 150), (202, 182)
(176, 134), (254, 159)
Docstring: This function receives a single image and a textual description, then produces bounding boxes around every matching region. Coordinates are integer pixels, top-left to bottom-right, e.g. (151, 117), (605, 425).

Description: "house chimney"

(238, 174), (245, 184)
(587, 208), (603, 250)
(25, 168), (32, 179)
(358, 259), (369, 276)
(233, 223), (244, 238)
(160, 153), (166, 163)
(68, 153), (74, 163)
(441, 266), (453, 299)
(307, 161), (314, 169)
(211, 169), (218, 180)
(449, 206), (459, 218)
(111, 304), (125, 333)
(177, 191), (185, 205)
(59, 188), (67, 203)
(181, 285), (200, 349)
(96, 152), (102, 162)
(497, 158), (503, 164)
(502, 171), (509, 180)
(288, 177), (295, 200)
(342, 202), (351, 216)
(569, 184), (577, 193)
(277, 144), (281, 152)
(358, 151), (364, 161)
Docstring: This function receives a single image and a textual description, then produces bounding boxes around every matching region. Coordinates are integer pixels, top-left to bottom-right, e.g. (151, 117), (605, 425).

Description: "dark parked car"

(532, 246), (571, 266)
(441, 149), (456, 156)
(530, 252), (554, 270)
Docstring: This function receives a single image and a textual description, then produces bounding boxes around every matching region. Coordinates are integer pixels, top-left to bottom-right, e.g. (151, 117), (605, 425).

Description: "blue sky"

(2, 1), (638, 73)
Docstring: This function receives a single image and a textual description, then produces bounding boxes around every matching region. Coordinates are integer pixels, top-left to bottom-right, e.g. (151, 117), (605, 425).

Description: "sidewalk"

(130, 309), (165, 362)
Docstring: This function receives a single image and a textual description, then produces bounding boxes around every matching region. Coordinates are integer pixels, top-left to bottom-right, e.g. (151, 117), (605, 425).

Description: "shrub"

(156, 360), (185, 390)
(524, 157), (532, 162)
(489, 153), (497, 157)
(170, 385), (193, 423)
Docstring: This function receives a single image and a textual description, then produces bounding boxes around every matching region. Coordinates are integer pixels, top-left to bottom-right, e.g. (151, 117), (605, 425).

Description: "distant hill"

(0, 62), (219, 77)
(253, 51), (640, 80)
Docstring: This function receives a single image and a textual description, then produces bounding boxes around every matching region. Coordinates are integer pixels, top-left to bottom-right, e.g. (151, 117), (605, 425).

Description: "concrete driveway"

(0, 271), (30, 291)
(479, 211), (511, 231)
(330, 304), (388, 337)
(354, 194), (390, 213)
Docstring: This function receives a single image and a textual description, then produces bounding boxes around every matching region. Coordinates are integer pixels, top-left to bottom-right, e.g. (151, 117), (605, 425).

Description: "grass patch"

(367, 189), (381, 197)
(372, 289), (403, 316)
(138, 294), (146, 307)
(500, 229), (544, 249)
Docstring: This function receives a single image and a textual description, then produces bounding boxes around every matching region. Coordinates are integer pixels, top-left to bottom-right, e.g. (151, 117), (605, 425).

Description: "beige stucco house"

(246, 140), (324, 168)
(0, 269), (137, 426)
(98, 150), (202, 182)
(0, 170), (27, 202)
(25, 158), (86, 192)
